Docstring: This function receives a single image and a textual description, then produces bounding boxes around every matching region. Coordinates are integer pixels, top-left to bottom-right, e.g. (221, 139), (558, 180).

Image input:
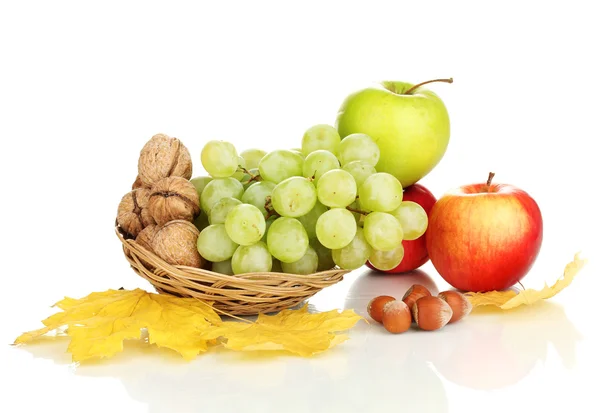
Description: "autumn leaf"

(14, 288), (364, 362)
(198, 304), (364, 356)
(465, 252), (587, 309)
(14, 288), (221, 362)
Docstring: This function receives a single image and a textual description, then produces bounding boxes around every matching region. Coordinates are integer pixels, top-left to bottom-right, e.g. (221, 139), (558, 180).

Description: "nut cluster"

(367, 284), (472, 334)
(116, 134), (204, 268)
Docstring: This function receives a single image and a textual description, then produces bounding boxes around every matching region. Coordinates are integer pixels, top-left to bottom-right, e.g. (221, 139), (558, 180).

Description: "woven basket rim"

(115, 224), (350, 284)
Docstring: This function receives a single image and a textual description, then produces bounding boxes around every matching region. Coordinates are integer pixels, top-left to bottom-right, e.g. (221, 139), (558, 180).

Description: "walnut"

(135, 224), (159, 253)
(132, 175), (145, 189)
(134, 224), (160, 268)
(116, 188), (156, 237)
(152, 220), (203, 268)
(147, 176), (200, 226)
(137, 133), (193, 187)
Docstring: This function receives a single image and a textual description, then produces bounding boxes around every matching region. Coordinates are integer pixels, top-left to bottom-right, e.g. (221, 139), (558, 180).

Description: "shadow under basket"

(115, 225), (350, 316)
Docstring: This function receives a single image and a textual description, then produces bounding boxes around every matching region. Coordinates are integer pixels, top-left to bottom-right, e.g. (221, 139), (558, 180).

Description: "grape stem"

(346, 206), (369, 216)
(264, 196), (280, 220)
(265, 209), (280, 220)
(238, 166), (262, 183)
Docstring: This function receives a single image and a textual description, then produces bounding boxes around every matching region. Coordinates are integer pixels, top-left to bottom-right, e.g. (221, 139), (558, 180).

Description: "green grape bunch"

(192, 125), (428, 275)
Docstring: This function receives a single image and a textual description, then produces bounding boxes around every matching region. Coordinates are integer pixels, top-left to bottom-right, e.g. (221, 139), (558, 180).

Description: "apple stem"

(485, 172), (495, 191)
(404, 78), (454, 95)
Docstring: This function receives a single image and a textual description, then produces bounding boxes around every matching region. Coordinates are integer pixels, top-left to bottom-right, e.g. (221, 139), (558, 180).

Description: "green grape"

(290, 149), (306, 159)
(271, 258), (283, 272)
(297, 201), (328, 239)
(231, 241), (273, 274)
(316, 169), (357, 208)
(241, 180), (276, 216)
(225, 204), (266, 246)
(390, 201), (428, 240)
(281, 245), (318, 275)
(200, 177), (244, 214)
(332, 227), (372, 270)
(240, 148), (267, 170)
(301, 124), (341, 155)
(315, 208), (357, 249)
(271, 176), (317, 217)
(358, 172), (403, 212)
(196, 224), (238, 262)
(258, 150), (304, 183)
(209, 197), (242, 224)
(369, 244), (405, 271)
(337, 133), (380, 166)
(193, 210), (210, 232)
(310, 239), (335, 271)
(232, 156), (246, 181)
(266, 217), (309, 263)
(200, 140), (239, 178)
(302, 150), (340, 181)
(190, 176), (213, 198)
(363, 212), (403, 251)
(211, 259), (234, 275)
(342, 161), (376, 187)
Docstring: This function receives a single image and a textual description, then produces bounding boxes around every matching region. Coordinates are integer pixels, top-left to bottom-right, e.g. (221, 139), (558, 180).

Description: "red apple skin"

(426, 181), (543, 292)
(367, 183), (437, 273)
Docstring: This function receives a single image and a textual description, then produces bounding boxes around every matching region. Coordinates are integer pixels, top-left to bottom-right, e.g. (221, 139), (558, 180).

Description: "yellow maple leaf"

(14, 289), (364, 362)
(198, 304), (364, 357)
(465, 253), (587, 309)
(14, 288), (221, 362)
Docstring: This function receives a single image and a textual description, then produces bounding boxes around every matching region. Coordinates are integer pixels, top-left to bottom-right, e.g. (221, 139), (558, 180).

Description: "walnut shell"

(132, 175), (145, 189)
(138, 133), (193, 187)
(117, 188), (156, 237)
(152, 220), (203, 268)
(148, 176), (201, 226)
(135, 224), (160, 268)
(135, 224), (159, 252)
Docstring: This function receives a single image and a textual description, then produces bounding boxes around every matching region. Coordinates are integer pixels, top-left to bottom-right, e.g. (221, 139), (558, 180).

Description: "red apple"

(367, 183), (437, 273)
(426, 173), (543, 292)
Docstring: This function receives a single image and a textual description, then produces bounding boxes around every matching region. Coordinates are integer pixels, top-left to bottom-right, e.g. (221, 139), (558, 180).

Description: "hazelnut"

(137, 133), (193, 187)
(116, 188), (156, 238)
(381, 300), (412, 334)
(412, 296), (453, 331)
(402, 284), (432, 318)
(367, 295), (396, 323)
(147, 176), (201, 226)
(438, 291), (472, 323)
(152, 220), (203, 268)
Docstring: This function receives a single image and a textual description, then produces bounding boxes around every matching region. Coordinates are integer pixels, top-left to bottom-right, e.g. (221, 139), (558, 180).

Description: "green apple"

(335, 78), (452, 187)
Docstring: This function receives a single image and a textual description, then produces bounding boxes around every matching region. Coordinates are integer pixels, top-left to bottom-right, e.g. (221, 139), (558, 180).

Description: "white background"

(1, 1), (598, 412)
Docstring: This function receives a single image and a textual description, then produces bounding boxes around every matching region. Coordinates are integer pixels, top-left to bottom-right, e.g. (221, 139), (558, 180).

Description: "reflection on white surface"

(11, 266), (586, 413)
(430, 302), (582, 390)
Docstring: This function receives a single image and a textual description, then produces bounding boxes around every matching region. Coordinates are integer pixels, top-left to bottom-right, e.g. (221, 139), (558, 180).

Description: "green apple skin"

(335, 81), (450, 188)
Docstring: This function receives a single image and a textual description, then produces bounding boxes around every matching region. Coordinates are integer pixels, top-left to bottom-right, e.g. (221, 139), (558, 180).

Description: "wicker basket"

(116, 225), (350, 315)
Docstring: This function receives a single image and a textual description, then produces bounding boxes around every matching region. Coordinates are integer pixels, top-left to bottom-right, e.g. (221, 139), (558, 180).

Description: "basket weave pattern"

(116, 226), (349, 315)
